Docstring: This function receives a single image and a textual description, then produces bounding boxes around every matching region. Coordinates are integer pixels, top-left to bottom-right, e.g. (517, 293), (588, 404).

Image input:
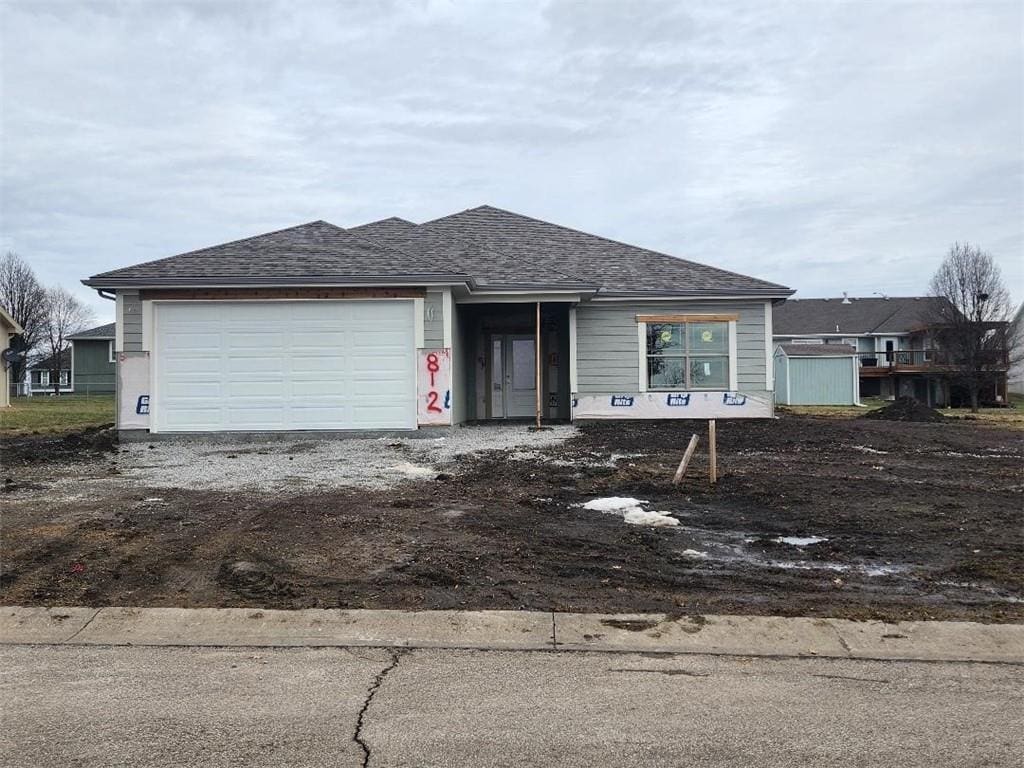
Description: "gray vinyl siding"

(575, 300), (768, 393)
(424, 291), (443, 348)
(120, 290), (143, 351)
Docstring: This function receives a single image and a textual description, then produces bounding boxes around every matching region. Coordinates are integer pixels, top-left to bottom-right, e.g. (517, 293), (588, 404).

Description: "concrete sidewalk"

(2, 606), (1021, 663)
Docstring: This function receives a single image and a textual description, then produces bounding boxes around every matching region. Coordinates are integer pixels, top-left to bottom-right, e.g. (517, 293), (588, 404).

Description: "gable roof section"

(69, 322), (115, 340)
(84, 207), (792, 297)
(774, 297), (949, 336)
(85, 221), (464, 288)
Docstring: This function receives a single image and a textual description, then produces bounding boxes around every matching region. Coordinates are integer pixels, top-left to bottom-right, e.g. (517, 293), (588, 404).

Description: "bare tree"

(927, 242), (1013, 411)
(42, 286), (93, 396)
(0, 252), (48, 388)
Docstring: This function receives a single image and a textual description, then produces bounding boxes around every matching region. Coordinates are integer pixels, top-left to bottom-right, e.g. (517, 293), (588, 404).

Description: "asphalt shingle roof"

(774, 297), (948, 336)
(86, 221), (463, 286)
(85, 206), (792, 297)
(69, 322), (116, 340)
(422, 206), (790, 295)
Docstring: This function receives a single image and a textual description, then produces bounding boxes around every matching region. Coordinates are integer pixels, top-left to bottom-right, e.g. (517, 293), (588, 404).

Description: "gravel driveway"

(117, 424), (577, 492)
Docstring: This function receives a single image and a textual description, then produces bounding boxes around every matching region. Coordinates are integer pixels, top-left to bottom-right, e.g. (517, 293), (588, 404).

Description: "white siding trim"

(764, 301), (773, 391)
(786, 356), (791, 405)
(442, 288), (453, 348)
(414, 297), (425, 348)
(569, 306), (578, 392)
(115, 293), (125, 352)
(728, 319), (739, 390)
(637, 321), (647, 392)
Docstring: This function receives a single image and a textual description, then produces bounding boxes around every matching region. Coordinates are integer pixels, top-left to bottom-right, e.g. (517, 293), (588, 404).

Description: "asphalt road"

(2, 645), (1021, 767)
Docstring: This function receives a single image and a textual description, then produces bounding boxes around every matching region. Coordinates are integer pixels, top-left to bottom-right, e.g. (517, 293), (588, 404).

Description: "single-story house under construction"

(83, 206), (793, 433)
(774, 344), (860, 406)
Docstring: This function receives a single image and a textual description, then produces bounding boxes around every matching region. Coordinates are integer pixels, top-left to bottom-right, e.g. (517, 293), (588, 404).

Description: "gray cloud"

(1, 0), (1020, 322)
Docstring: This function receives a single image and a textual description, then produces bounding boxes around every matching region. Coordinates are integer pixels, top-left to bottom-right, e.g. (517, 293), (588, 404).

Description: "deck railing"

(855, 350), (1007, 371)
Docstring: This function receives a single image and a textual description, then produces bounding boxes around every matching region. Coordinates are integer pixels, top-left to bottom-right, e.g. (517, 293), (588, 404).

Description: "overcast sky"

(2, 0), (1021, 324)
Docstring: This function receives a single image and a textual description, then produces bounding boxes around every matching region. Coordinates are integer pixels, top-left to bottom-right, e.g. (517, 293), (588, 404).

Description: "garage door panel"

(154, 300), (416, 432)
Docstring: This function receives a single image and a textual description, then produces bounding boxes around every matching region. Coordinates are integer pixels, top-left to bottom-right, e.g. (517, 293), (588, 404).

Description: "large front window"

(646, 321), (729, 390)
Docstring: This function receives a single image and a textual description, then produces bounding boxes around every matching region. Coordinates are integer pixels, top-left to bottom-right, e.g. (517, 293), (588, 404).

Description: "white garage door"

(153, 301), (416, 432)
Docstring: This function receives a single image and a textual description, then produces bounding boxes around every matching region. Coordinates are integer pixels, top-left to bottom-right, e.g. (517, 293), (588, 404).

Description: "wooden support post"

(672, 434), (700, 485)
(535, 301), (542, 429)
(708, 419), (718, 484)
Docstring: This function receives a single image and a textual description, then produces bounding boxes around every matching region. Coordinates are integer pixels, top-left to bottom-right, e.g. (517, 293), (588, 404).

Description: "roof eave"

(82, 275), (471, 289)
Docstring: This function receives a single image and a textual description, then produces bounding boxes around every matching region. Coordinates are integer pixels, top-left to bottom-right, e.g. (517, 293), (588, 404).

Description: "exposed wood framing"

(635, 313), (739, 323)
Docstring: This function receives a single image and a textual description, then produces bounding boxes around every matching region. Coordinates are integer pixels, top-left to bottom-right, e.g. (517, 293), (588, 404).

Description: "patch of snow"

(582, 497), (648, 513)
(581, 496), (678, 528)
(623, 509), (679, 527)
(852, 445), (889, 455)
(681, 549), (709, 559)
(774, 536), (828, 547)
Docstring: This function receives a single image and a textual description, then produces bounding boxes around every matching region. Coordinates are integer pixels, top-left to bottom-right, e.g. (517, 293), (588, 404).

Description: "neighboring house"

(774, 296), (1010, 406)
(82, 205), (793, 433)
(1, 305), (23, 407)
(774, 344), (860, 406)
(27, 349), (73, 394)
(1009, 303), (1024, 396)
(68, 322), (116, 394)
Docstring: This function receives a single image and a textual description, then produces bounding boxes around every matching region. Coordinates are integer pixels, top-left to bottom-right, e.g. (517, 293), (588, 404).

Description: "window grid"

(646, 321), (730, 390)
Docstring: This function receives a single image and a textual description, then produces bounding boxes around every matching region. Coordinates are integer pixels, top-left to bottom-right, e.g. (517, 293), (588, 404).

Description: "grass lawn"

(780, 393), (1024, 428)
(0, 395), (115, 436)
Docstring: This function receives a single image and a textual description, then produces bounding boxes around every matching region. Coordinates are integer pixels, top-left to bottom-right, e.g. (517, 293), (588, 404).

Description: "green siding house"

(69, 323), (116, 394)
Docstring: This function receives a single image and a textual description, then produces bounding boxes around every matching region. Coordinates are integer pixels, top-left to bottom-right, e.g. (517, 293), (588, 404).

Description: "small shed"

(774, 344), (860, 406)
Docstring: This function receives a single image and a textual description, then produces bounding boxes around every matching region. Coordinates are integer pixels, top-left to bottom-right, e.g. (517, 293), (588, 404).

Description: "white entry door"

(489, 334), (536, 418)
(153, 300), (416, 432)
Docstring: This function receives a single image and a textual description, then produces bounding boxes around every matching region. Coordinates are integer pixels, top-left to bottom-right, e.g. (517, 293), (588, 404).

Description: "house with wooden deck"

(774, 296), (1010, 407)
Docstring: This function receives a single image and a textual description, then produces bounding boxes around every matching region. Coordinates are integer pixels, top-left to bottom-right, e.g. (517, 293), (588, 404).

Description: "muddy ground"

(1, 415), (1021, 622)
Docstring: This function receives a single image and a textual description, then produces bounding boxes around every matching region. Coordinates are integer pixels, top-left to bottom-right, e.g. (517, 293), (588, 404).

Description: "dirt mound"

(0, 424), (118, 466)
(862, 397), (946, 423)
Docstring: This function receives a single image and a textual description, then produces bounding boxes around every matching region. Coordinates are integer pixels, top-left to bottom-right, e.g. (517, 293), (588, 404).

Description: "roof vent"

(842, 292), (851, 304)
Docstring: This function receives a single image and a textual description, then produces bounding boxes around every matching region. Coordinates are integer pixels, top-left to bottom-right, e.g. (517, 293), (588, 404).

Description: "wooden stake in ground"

(672, 434), (700, 485)
(708, 419), (718, 484)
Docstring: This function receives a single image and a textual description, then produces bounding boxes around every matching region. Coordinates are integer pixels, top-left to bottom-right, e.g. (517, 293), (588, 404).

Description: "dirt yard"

(1, 415), (1021, 622)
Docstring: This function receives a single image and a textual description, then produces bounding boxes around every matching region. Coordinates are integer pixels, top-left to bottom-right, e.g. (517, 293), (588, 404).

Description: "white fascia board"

(764, 301), (773, 391)
(592, 294), (792, 302)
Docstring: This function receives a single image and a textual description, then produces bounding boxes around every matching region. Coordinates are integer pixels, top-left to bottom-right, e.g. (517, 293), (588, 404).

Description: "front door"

(489, 334), (536, 418)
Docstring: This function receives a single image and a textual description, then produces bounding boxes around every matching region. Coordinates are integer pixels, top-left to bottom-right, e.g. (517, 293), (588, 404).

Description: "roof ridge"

(434, 205), (789, 291)
(419, 207), (600, 286)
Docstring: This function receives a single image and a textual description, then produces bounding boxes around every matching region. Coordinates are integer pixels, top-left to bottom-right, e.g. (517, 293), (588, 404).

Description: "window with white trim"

(108, 340), (116, 363)
(646, 321), (730, 390)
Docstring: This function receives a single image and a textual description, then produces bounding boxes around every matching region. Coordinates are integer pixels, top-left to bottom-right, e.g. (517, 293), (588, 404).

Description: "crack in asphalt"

(353, 648), (405, 768)
(62, 608), (101, 643)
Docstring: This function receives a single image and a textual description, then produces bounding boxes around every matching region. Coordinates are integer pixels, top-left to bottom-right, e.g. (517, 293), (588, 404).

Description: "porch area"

(453, 301), (572, 423)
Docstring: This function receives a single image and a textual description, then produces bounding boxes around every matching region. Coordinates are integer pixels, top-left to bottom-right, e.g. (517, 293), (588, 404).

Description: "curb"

(1, 607), (1021, 664)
